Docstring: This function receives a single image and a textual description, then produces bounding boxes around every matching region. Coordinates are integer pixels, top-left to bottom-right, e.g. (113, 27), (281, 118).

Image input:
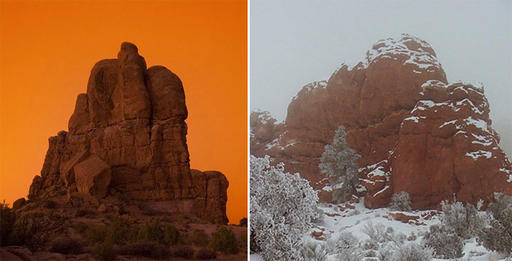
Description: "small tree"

(319, 125), (360, 203)
(250, 155), (320, 260)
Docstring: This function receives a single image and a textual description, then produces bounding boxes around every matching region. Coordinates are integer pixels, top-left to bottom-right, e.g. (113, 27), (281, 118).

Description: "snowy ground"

(251, 198), (509, 260)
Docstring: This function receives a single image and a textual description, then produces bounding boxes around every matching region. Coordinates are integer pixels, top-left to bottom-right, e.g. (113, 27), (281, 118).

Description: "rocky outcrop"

(251, 34), (512, 209)
(25, 42), (229, 224)
(191, 170), (229, 224)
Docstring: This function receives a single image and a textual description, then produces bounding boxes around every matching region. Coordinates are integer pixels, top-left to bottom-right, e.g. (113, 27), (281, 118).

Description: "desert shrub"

(479, 193), (512, 255)
(301, 240), (328, 261)
(50, 236), (84, 254)
(407, 232), (417, 241)
(9, 212), (48, 250)
(86, 218), (139, 246)
(118, 241), (170, 259)
(189, 229), (210, 246)
(319, 125), (360, 203)
(195, 248), (217, 259)
(71, 221), (88, 233)
(362, 222), (385, 243)
(137, 219), (180, 245)
(326, 232), (363, 261)
(238, 231), (247, 252)
(392, 242), (433, 261)
(0, 201), (16, 246)
(170, 245), (194, 259)
(75, 208), (96, 217)
(209, 226), (239, 255)
(441, 200), (484, 239)
(423, 224), (463, 259)
(92, 240), (116, 261)
(389, 192), (412, 211)
(250, 155), (320, 260)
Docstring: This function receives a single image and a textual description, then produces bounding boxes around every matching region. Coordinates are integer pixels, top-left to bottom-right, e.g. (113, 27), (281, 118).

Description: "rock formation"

(251, 34), (512, 209)
(24, 42), (228, 224)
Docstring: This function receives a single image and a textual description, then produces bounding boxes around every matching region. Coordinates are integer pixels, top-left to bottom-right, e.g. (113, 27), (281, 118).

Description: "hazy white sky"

(250, 0), (512, 156)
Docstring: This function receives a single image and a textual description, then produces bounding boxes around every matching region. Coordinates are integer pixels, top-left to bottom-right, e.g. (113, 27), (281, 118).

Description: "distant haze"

(250, 0), (512, 157)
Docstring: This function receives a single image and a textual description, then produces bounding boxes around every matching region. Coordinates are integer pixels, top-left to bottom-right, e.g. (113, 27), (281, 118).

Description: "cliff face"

(27, 42), (228, 224)
(251, 34), (512, 209)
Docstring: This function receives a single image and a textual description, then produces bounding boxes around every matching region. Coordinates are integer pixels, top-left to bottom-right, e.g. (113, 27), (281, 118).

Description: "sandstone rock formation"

(251, 34), (512, 209)
(24, 42), (228, 224)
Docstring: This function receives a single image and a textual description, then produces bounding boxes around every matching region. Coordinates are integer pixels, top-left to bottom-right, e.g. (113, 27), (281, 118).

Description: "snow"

(305, 80), (328, 91)
(421, 79), (446, 88)
(374, 185), (390, 197)
(403, 116), (422, 123)
(322, 185), (333, 192)
(298, 200), (506, 261)
(464, 117), (488, 132)
(465, 150), (492, 160)
(439, 120), (457, 128)
(340, 34), (442, 73)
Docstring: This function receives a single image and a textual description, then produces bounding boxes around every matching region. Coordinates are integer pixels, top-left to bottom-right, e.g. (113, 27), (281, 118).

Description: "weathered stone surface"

(73, 155), (111, 199)
(26, 42), (229, 224)
(191, 169), (229, 224)
(251, 34), (512, 209)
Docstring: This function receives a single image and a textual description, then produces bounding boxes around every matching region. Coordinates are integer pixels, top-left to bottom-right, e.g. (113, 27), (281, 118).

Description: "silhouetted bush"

(92, 240), (116, 261)
(195, 248), (217, 259)
(209, 226), (239, 255)
(137, 219), (180, 245)
(9, 212), (48, 250)
(50, 236), (84, 254)
(190, 229), (209, 246)
(119, 241), (170, 259)
(170, 245), (194, 259)
(86, 218), (138, 245)
(0, 201), (16, 246)
(239, 217), (247, 227)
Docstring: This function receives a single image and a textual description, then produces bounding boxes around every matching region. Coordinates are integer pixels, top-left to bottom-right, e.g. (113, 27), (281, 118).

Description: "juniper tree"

(319, 125), (360, 203)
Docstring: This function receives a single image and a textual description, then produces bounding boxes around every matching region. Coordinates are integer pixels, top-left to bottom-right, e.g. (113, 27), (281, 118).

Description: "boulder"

(73, 155), (111, 199)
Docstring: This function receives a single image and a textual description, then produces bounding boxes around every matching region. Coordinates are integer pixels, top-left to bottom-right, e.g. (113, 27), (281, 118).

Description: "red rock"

(25, 42), (229, 224)
(73, 155), (111, 199)
(12, 198), (26, 210)
(389, 212), (420, 223)
(251, 34), (512, 209)
(191, 170), (229, 224)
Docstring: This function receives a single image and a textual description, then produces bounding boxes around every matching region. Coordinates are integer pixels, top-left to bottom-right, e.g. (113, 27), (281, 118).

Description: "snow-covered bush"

(389, 191), (412, 211)
(423, 224), (463, 259)
(301, 240), (328, 261)
(319, 125), (360, 203)
(391, 242), (433, 261)
(441, 200), (484, 239)
(362, 222), (385, 243)
(250, 155), (320, 261)
(327, 232), (363, 261)
(480, 193), (512, 255)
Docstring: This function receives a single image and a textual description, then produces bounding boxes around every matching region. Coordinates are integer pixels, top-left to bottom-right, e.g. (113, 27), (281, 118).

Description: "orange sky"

(0, 0), (247, 223)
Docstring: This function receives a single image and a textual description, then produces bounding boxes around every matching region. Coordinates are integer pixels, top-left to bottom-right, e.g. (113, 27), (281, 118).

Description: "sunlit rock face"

(27, 42), (228, 224)
(251, 34), (512, 209)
